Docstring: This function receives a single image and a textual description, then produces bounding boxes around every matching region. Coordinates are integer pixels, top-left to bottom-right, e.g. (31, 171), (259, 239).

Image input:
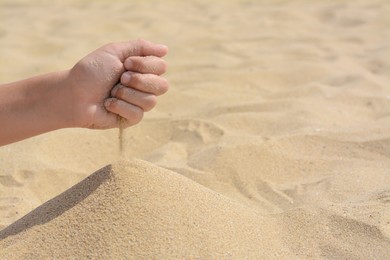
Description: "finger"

(104, 98), (144, 126)
(120, 72), (169, 96)
(124, 56), (167, 75)
(111, 84), (157, 112)
(128, 39), (168, 57)
(107, 39), (168, 61)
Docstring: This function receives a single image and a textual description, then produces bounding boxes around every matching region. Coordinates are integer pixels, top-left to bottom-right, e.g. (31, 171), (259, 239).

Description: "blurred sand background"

(1, 0), (390, 258)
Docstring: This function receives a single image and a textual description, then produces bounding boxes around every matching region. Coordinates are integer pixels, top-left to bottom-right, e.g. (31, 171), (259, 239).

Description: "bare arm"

(0, 71), (73, 146)
(0, 39), (168, 146)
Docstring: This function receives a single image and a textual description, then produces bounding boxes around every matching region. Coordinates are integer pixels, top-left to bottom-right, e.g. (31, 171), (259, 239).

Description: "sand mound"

(0, 159), (289, 259)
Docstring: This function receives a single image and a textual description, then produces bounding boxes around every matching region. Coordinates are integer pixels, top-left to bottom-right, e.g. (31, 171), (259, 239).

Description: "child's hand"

(67, 39), (168, 129)
(0, 39), (168, 146)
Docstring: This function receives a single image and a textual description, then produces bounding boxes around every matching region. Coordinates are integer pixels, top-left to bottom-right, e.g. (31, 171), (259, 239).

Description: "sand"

(1, 0), (390, 258)
(0, 160), (290, 258)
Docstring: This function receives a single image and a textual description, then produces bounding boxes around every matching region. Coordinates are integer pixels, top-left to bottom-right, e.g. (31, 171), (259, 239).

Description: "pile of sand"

(2, 160), (389, 258)
(0, 159), (288, 258)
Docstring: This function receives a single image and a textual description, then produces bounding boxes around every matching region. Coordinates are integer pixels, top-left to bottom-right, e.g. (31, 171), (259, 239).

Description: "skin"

(0, 39), (169, 146)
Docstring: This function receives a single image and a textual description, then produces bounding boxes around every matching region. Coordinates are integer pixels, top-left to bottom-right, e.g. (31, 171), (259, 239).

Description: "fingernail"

(121, 72), (131, 84)
(104, 98), (114, 108)
(124, 59), (133, 70)
(111, 84), (122, 96)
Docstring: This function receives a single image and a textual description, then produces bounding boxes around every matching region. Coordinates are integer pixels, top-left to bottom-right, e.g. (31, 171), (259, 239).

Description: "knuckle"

(136, 38), (148, 52)
(136, 38), (147, 45)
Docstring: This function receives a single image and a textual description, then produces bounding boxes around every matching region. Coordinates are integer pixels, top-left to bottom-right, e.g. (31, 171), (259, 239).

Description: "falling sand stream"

(118, 116), (125, 156)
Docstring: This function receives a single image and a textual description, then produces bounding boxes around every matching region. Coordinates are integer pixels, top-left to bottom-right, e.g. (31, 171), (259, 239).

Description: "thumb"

(105, 39), (168, 62)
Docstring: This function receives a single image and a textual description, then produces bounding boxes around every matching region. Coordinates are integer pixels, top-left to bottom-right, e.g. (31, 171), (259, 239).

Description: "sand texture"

(1, 0), (390, 258)
(0, 160), (290, 258)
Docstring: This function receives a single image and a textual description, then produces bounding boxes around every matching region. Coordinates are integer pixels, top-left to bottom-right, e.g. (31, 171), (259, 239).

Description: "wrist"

(50, 69), (76, 129)
(32, 70), (75, 130)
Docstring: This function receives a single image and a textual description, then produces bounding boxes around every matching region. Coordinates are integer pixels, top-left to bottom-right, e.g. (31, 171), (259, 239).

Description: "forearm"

(0, 70), (72, 146)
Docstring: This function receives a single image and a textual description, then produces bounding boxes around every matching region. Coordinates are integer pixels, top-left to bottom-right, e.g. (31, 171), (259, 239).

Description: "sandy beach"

(1, 0), (390, 258)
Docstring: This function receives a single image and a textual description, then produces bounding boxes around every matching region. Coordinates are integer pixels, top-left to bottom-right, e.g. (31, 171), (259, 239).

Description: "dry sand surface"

(1, 0), (390, 258)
